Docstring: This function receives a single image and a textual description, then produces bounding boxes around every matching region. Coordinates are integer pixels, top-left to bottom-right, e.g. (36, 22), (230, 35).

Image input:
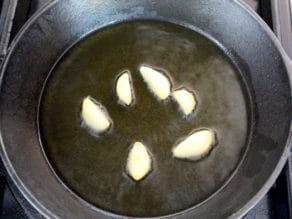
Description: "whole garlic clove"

(139, 65), (171, 101)
(116, 70), (135, 106)
(126, 142), (152, 181)
(81, 96), (112, 134)
(172, 88), (197, 117)
(172, 129), (217, 161)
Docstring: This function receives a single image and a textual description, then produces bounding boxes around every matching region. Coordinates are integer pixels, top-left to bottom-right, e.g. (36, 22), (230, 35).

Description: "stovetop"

(0, 0), (291, 218)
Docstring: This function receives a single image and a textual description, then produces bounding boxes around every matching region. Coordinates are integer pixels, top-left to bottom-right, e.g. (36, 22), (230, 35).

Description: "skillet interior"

(40, 20), (249, 217)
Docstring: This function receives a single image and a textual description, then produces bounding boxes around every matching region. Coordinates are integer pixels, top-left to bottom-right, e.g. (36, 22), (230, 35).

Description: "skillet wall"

(0, 0), (291, 218)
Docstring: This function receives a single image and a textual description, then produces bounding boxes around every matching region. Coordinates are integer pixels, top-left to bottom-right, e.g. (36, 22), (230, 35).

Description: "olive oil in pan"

(40, 20), (250, 217)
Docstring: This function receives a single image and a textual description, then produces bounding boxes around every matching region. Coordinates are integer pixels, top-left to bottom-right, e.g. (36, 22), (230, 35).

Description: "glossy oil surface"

(40, 20), (250, 217)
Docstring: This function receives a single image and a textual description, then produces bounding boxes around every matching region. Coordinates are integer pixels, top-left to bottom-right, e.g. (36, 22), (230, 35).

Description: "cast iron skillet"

(0, 0), (291, 218)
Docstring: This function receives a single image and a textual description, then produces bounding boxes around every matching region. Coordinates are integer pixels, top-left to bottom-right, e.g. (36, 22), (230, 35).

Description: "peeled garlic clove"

(172, 129), (216, 161)
(126, 142), (152, 181)
(172, 88), (197, 116)
(116, 70), (135, 106)
(81, 96), (112, 134)
(139, 65), (171, 100)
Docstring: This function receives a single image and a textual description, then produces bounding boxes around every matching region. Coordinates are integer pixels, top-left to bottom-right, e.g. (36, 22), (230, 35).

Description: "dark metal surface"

(0, 186), (28, 219)
(272, 0), (292, 60)
(0, 0), (291, 218)
(0, 1), (55, 218)
(0, 0), (17, 62)
(244, 1), (292, 218)
(245, 0), (274, 28)
(244, 164), (292, 219)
